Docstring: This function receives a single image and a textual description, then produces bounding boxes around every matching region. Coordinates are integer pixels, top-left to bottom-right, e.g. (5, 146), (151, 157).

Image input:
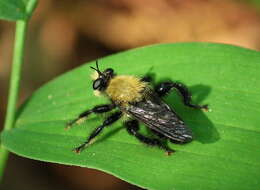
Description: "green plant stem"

(0, 148), (9, 179)
(0, 0), (37, 182)
(4, 21), (28, 130)
(0, 20), (28, 181)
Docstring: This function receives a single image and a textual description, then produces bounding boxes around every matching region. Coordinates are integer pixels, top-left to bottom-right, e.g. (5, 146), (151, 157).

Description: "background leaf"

(247, 0), (260, 9)
(1, 43), (260, 190)
(0, 0), (35, 21)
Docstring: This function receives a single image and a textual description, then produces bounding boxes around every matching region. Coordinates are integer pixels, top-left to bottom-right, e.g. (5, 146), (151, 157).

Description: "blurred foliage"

(247, 0), (260, 8)
(0, 0), (27, 21)
(0, 0), (37, 21)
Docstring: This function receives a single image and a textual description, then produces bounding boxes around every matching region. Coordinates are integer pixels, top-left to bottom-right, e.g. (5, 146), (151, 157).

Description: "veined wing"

(126, 92), (193, 143)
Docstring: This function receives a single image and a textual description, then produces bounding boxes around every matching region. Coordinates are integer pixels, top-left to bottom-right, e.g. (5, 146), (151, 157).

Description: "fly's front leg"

(74, 111), (122, 153)
(125, 120), (174, 155)
(155, 81), (208, 111)
(66, 104), (116, 129)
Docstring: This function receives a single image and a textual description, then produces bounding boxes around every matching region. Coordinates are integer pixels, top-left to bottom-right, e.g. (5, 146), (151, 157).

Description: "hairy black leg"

(150, 129), (167, 139)
(74, 111), (122, 153)
(66, 104), (116, 129)
(155, 81), (208, 110)
(125, 120), (175, 155)
(141, 76), (152, 82)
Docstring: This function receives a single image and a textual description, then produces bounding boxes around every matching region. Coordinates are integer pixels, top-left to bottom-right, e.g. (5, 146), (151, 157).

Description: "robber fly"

(66, 61), (208, 155)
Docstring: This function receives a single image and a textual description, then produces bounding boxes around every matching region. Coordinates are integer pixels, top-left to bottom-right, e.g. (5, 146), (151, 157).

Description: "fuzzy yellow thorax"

(105, 75), (147, 104)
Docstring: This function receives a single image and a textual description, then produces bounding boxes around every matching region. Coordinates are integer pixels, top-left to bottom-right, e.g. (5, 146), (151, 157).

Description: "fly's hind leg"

(125, 120), (174, 155)
(150, 129), (167, 139)
(155, 81), (208, 111)
(141, 76), (152, 82)
(66, 104), (116, 129)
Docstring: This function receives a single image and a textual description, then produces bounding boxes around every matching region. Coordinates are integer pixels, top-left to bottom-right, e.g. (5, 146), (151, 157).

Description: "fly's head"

(91, 61), (114, 91)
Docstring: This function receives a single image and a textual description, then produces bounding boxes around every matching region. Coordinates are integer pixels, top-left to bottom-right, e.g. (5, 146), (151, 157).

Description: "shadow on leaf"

(164, 83), (220, 144)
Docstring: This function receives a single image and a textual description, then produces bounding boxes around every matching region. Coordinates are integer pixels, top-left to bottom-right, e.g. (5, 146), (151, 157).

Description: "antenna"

(90, 60), (102, 75)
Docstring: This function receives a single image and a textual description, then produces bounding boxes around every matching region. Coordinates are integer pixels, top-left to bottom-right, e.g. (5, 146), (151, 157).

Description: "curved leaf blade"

(1, 43), (260, 190)
(0, 0), (36, 21)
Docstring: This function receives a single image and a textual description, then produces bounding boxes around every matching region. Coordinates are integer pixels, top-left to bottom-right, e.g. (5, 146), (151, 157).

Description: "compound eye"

(93, 78), (103, 90)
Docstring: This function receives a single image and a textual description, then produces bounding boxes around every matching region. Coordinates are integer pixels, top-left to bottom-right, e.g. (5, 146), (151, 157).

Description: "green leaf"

(248, 0), (260, 7)
(1, 43), (260, 190)
(0, 0), (37, 21)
